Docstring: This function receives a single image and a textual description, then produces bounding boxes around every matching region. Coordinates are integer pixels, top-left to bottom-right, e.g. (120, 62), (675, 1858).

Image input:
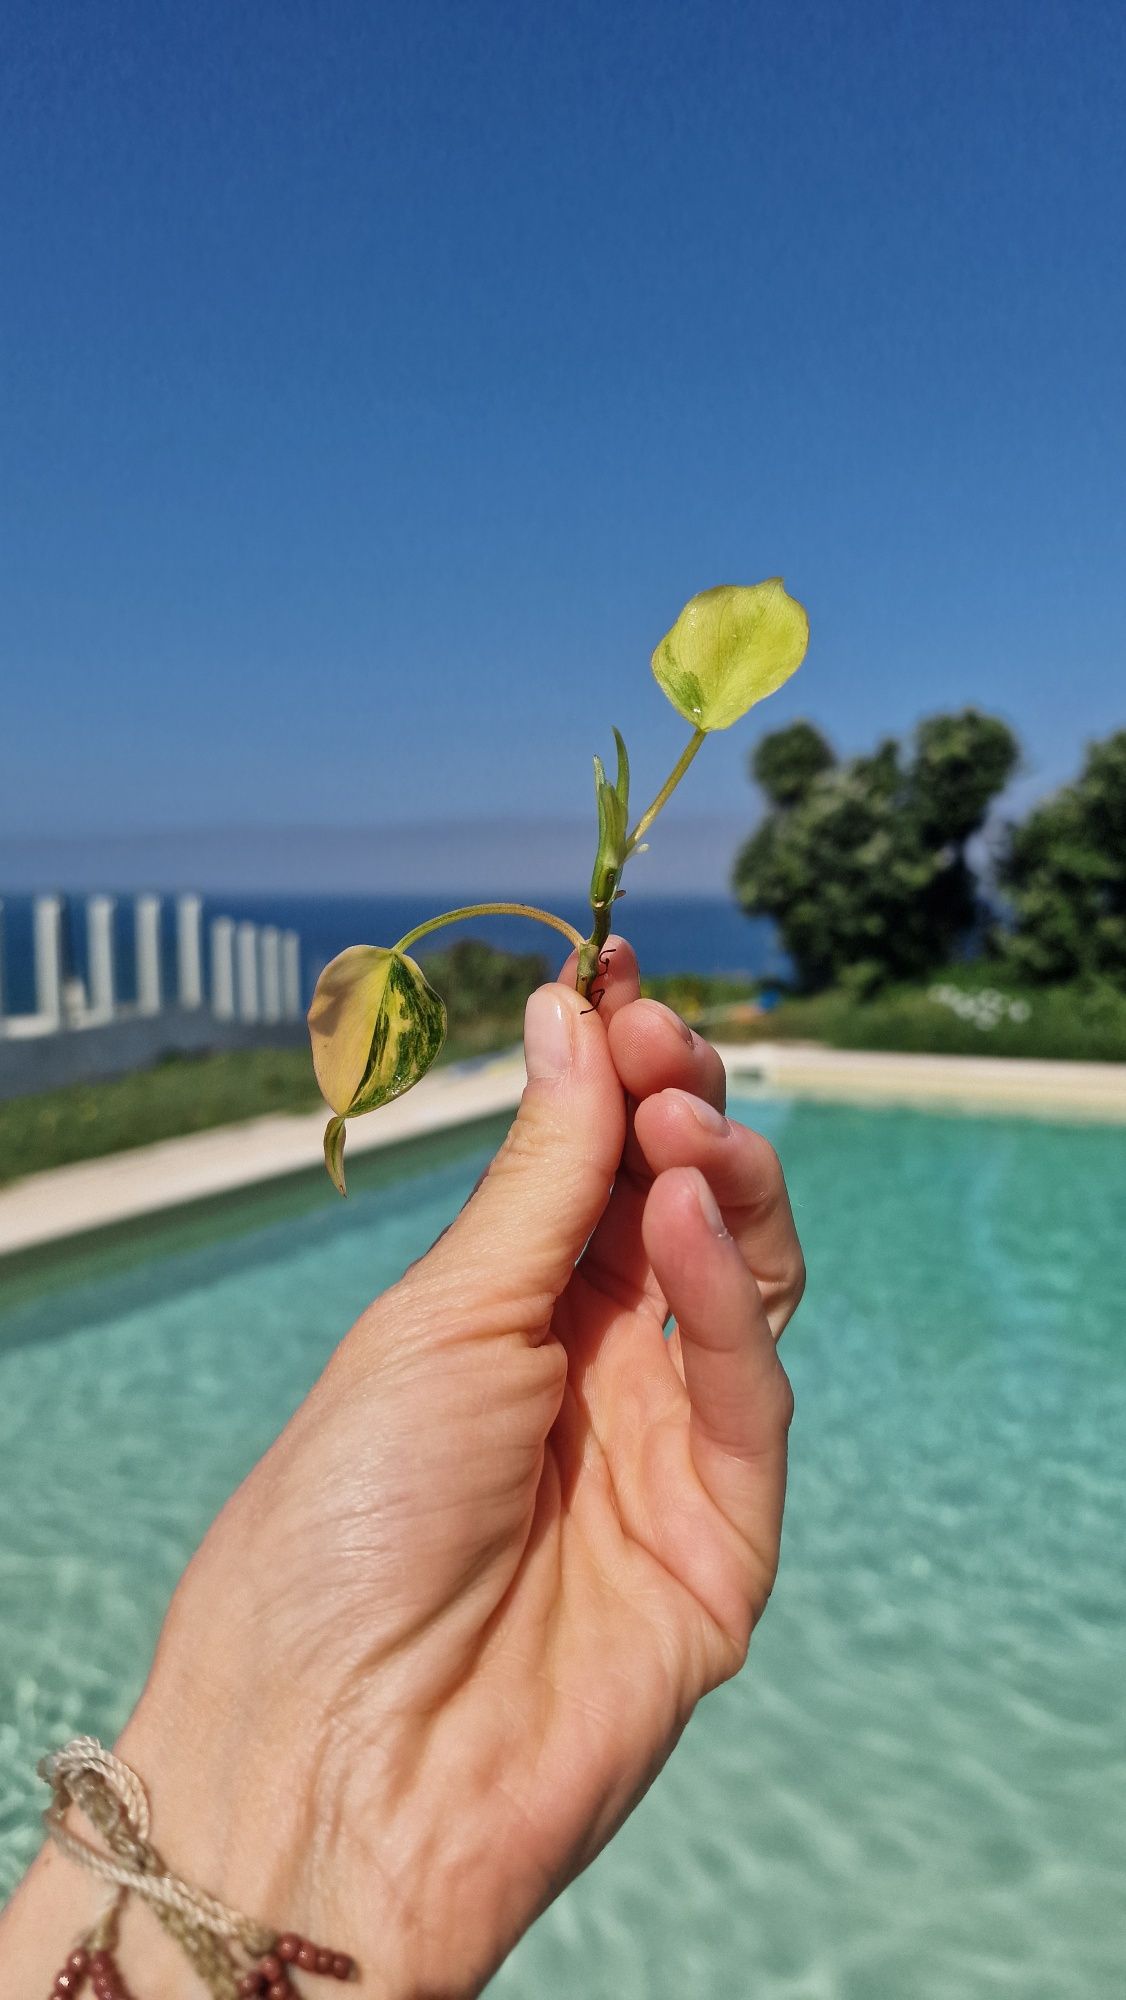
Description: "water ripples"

(1, 1099), (1123, 1995)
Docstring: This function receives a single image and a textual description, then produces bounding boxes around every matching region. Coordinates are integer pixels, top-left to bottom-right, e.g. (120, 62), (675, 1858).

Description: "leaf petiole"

(392, 903), (585, 957)
(624, 727), (707, 858)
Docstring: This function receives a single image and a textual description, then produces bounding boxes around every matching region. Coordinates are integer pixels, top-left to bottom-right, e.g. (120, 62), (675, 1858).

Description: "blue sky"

(3, 0), (1124, 878)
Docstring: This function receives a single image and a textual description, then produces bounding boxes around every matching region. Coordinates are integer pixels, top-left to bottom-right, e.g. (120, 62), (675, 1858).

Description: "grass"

(0, 1012), (527, 1187)
(645, 968), (1126, 1064)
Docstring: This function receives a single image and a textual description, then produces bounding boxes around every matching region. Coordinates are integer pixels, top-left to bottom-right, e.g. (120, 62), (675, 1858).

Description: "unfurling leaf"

(651, 579), (810, 732)
(590, 730), (630, 908)
(611, 725), (630, 816)
(307, 946), (447, 1193)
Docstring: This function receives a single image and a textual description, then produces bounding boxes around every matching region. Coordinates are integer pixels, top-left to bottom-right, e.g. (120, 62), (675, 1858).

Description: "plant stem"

(575, 727), (708, 998)
(576, 898), (615, 994)
(392, 902), (585, 957)
(624, 726), (707, 857)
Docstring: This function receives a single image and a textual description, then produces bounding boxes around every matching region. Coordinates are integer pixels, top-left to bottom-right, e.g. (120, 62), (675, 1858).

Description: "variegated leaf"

(307, 946), (447, 1193)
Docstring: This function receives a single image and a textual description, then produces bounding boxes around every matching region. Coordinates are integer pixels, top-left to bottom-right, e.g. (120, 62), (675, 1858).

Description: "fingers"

(420, 971), (628, 1332)
(554, 934), (641, 1024)
(642, 1166), (793, 1543)
(608, 999), (727, 1153)
(632, 1090), (805, 1338)
(578, 999), (730, 1311)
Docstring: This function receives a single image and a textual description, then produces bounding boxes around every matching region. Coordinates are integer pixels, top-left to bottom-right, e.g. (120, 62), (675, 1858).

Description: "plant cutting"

(308, 577), (810, 1191)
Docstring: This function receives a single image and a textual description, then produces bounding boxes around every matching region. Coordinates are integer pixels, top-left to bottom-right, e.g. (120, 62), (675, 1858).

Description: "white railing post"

(211, 918), (236, 1019)
(281, 931), (302, 1020)
(87, 895), (116, 1019)
(34, 895), (64, 1029)
(260, 926), (282, 1022)
(135, 895), (162, 1015)
(176, 894), (204, 1009)
(236, 922), (260, 1022)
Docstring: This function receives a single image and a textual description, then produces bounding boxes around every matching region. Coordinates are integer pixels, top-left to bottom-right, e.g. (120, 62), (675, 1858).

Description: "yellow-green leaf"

(651, 579), (810, 732)
(307, 945), (447, 1192)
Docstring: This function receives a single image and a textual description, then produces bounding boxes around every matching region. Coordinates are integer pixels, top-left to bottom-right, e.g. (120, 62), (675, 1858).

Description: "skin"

(2, 939), (804, 1999)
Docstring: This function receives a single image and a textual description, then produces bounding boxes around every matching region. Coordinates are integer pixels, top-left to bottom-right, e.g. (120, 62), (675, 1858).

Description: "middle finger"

(577, 999), (729, 1313)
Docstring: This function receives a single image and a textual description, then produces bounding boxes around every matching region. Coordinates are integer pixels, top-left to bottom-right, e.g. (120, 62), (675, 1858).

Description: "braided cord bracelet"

(38, 1739), (357, 2000)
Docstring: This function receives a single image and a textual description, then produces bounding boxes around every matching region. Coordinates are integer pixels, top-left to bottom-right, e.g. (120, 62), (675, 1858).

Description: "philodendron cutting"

(308, 577), (809, 1192)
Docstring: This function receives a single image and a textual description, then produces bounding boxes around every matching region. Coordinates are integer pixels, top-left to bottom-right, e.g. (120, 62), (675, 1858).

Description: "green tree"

(733, 711), (1018, 991)
(999, 729), (1126, 982)
(750, 719), (834, 805)
(910, 710), (1020, 844)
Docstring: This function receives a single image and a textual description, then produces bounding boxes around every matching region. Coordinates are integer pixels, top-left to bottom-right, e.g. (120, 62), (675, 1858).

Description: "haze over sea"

(0, 894), (780, 1019)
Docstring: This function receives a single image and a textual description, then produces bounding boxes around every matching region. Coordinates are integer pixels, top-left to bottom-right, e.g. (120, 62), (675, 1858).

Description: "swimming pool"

(2, 1098), (1123, 1996)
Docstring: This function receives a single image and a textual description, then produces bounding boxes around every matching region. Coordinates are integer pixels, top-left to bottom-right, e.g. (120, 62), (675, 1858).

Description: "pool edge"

(2, 1041), (1124, 1259)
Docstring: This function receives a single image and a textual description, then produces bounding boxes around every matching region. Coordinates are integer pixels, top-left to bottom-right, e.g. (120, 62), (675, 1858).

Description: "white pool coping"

(1, 1042), (1123, 1258)
(729, 1041), (1126, 1121)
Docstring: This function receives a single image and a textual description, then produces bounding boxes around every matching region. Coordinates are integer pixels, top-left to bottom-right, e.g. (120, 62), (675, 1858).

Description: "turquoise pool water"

(1, 1099), (1123, 1996)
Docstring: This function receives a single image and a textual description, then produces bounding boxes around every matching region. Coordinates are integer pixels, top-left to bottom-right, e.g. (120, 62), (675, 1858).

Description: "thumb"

(424, 980), (627, 1328)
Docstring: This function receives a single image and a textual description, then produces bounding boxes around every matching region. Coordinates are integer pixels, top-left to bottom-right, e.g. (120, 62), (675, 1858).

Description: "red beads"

(50, 1927), (354, 2000)
(48, 1945), (138, 2000)
(47, 1945), (87, 2000)
(248, 1936), (354, 1988)
(89, 1947), (136, 2000)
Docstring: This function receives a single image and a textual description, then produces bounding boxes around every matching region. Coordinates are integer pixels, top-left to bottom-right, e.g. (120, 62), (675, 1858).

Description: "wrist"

(0, 1630), (440, 2000)
(111, 1628), (424, 1998)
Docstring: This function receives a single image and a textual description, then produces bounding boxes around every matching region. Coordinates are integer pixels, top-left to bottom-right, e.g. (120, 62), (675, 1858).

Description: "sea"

(0, 892), (784, 1017)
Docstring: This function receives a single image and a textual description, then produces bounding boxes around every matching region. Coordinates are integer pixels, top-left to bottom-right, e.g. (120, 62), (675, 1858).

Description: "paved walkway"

(0, 1053), (527, 1257)
(1, 1042), (1123, 1257)
(730, 1041), (1126, 1121)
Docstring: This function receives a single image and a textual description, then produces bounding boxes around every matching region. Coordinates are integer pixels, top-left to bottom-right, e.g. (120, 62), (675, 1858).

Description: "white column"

(135, 895), (162, 1015)
(260, 926), (282, 1022)
(176, 894), (204, 1009)
(211, 918), (236, 1019)
(33, 895), (64, 1028)
(281, 931), (302, 1019)
(87, 895), (116, 1019)
(236, 922), (260, 1022)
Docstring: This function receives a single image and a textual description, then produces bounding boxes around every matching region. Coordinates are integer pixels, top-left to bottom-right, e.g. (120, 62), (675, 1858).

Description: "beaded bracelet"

(48, 1935), (354, 2000)
(39, 1739), (358, 2000)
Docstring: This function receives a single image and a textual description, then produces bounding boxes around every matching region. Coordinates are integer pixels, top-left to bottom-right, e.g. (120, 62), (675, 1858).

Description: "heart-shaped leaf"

(652, 579), (809, 732)
(307, 945), (447, 1193)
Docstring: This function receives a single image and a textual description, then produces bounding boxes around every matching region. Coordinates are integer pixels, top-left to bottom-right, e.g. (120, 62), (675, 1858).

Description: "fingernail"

(644, 999), (694, 1045)
(678, 1091), (728, 1137)
(524, 988), (574, 1081)
(689, 1167), (728, 1237)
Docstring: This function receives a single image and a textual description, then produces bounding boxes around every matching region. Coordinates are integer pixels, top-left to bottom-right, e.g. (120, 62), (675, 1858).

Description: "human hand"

(4, 940), (803, 1998)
